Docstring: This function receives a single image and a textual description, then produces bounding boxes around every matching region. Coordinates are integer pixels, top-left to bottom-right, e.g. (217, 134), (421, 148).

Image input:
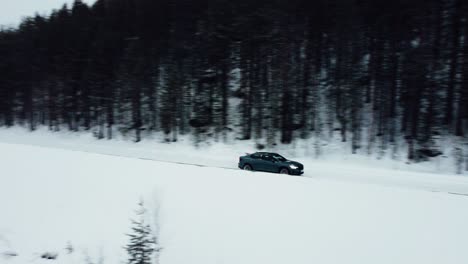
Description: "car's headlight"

(289, 164), (298, 170)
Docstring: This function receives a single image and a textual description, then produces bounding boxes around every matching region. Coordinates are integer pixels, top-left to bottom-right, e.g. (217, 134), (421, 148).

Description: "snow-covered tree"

(125, 201), (159, 264)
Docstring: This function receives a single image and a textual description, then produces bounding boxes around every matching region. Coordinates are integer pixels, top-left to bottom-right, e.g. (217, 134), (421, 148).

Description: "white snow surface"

(1, 127), (468, 264)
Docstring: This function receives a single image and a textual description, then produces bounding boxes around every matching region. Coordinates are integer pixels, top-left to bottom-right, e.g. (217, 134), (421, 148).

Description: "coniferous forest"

(0, 0), (468, 163)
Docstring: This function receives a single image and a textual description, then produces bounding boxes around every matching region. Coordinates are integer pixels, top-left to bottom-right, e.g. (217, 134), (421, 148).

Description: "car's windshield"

(272, 154), (286, 162)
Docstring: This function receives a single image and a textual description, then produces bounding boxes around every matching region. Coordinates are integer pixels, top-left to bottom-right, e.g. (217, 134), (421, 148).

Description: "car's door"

(248, 153), (262, 170)
(252, 154), (267, 171)
(260, 154), (277, 172)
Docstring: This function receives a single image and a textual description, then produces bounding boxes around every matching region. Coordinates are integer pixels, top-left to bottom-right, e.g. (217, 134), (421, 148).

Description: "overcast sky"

(0, 0), (97, 28)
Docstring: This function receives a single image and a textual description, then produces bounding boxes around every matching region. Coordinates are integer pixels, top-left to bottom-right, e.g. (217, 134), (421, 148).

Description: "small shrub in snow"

(256, 143), (265, 150)
(125, 201), (160, 264)
(65, 241), (74, 254)
(40, 252), (58, 260)
(2, 251), (18, 259)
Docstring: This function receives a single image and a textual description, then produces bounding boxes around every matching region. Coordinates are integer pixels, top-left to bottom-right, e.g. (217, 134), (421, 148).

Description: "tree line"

(0, 0), (467, 163)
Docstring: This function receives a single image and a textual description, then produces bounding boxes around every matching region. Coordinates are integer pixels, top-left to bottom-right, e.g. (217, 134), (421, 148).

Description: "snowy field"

(1, 128), (468, 264)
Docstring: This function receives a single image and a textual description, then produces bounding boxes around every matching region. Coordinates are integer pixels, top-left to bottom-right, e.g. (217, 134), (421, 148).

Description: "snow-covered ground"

(0, 127), (466, 194)
(0, 127), (465, 175)
(1, 127), (468, 264)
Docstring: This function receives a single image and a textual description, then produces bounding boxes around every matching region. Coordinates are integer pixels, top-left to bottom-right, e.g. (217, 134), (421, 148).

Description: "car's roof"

(254, 152), (279, 155)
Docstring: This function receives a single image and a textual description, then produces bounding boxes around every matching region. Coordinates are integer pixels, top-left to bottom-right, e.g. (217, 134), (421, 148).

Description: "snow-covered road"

(1, 140), (468, 264)
(0, 128), (467, 196)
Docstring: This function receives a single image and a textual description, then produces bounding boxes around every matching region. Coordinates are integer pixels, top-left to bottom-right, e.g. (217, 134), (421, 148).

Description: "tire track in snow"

(0, 141), (240, 170)
(136, 156), (239, 170)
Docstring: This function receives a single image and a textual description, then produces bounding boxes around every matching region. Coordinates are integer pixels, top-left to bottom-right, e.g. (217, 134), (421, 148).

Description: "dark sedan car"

(238, 152), (304, 175)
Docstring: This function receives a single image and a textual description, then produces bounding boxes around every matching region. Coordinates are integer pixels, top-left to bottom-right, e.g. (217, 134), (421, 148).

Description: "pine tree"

(125, 201), (159, 264)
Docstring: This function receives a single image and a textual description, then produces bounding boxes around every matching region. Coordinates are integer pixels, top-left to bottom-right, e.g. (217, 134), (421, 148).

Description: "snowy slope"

(0, 127), (467, 195)
(1, 142), (468, 264)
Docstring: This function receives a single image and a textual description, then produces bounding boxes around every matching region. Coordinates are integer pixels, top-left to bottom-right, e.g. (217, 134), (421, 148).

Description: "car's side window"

(251, 153), (261, 159)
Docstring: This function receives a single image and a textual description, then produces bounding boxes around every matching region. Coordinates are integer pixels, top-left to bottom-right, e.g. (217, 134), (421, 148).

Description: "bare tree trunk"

(446, 0), (462, 129)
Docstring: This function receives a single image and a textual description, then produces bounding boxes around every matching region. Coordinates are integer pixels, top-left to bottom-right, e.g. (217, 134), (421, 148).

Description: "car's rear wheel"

(243, 164), (253, 171)
(279, 168), (289, 175)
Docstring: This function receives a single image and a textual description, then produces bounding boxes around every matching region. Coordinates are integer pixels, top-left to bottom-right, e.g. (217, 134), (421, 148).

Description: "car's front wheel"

(279, 168), (289, 175)
(243, 164), (253, 171)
